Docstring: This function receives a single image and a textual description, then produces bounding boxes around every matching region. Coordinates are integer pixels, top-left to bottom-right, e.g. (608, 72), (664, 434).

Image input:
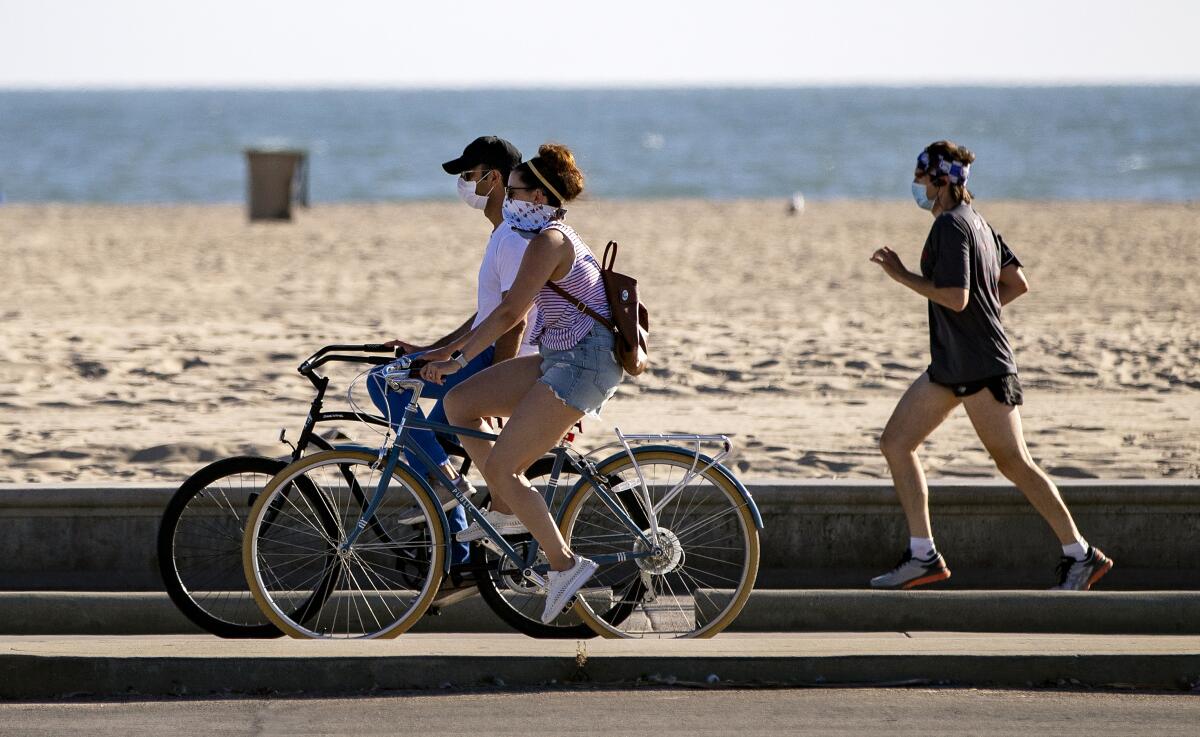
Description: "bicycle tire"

(470, 456), (598, 639)
(242, 449), (446, 639)
(559, 447), (760, 639)
(157, 455), (289, 638)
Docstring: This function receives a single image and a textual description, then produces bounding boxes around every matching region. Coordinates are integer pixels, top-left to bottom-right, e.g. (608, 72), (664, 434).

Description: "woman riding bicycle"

(420, 143), (622, 622)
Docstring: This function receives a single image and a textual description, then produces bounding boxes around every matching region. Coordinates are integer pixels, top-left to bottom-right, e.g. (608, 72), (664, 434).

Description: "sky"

(1, 0), (1198, 88)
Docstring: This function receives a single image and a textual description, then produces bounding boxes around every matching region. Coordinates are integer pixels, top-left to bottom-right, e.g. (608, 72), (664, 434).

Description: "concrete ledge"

(2, 633), (1198, 698)
(3, 480), (1200, 590)
(5, 590), (1200, 636)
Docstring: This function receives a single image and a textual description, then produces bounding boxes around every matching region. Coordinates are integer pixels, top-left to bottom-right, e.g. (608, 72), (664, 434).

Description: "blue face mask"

(911, 181), (935, 211)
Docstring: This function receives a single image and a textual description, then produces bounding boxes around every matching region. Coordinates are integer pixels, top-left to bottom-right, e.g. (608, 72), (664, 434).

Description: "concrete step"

(3, 589), (1198, 636)
(2, 633), (1199, 698)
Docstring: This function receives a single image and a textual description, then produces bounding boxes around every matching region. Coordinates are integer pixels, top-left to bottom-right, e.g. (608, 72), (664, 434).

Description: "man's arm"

(385, 314), (476, 356)
(998, 264), (1029, 306)
(491, 308), (529, 363)
(427, 314), (476, 350)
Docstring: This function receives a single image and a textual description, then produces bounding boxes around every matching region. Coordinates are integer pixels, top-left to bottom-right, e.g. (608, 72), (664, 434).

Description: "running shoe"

(869, 548), (952, 589)
(456, 509), (528, 542)
(1050, 546), (1114, 591)
(541, 556), (598, 623)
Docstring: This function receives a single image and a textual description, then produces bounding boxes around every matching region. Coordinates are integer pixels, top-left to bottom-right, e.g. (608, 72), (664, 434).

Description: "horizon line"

(2, 78), (1199, 92)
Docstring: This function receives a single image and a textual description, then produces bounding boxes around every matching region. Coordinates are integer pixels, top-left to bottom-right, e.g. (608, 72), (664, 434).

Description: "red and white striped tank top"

(529, 222), (611, 351)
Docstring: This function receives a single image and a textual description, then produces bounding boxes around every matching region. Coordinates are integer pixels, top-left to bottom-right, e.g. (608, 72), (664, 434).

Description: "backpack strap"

(545, 281), (616, 333)
(602, 241), (618, 271)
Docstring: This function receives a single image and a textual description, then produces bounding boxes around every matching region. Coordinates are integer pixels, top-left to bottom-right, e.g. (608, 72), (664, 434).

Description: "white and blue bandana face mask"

(502, 197), (561, 233)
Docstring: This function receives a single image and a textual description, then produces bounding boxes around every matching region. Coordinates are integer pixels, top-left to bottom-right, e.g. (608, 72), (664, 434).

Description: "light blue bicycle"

(241, 354), (763, 639)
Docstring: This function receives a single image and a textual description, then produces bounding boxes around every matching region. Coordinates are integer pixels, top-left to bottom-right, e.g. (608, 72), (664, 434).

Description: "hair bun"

(535, 143), (585, 203)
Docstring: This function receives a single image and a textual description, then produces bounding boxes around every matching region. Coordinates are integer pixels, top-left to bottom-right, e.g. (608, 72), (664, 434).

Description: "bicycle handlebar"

(306, 354), (396, 372)
(297, 343), (403, 374)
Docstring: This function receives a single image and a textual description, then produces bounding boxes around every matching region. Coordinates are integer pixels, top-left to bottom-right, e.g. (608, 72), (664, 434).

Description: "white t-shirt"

(473, 224), (538, 357)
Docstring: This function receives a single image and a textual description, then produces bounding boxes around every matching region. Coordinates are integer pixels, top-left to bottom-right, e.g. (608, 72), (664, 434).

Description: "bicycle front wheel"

(560, 447), (760, 639)
(242, 450), (446, 639)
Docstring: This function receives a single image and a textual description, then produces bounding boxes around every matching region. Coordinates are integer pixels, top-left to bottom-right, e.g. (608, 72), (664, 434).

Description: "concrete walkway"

(6, 688), (1200, 736)
(2, 633), (1198, 698)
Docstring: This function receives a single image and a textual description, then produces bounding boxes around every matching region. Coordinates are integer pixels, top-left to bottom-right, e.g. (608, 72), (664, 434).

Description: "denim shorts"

(539, 324), (624, 417)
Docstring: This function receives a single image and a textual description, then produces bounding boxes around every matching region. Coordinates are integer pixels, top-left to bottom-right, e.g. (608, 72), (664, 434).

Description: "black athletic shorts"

(928, 371), (1023, 406)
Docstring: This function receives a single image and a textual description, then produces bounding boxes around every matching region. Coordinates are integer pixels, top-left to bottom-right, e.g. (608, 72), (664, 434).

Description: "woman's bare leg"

(442, 355), (542, 515)
(879, 373), (961, 538)
(478, 382), (585, 571)
(961, 392), (1082, 545)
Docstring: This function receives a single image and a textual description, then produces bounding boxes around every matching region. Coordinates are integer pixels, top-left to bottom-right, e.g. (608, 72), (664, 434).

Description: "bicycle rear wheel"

(471, 456), (598, 639)
(242, 450), (445, 639)
(559, 447), (760, 639)
(157, 456), (287, 638)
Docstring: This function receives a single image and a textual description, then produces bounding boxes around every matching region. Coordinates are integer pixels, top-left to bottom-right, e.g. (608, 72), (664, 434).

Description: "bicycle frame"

(340, 362), (662, 586)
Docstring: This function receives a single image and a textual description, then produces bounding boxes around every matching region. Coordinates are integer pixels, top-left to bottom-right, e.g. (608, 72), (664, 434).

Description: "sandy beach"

(1, 199), (1197, 484)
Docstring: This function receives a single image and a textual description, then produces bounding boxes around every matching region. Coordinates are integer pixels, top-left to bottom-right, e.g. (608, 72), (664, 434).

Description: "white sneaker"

(541, 556), (598, 624)
(456, 509), (528, 542)
(397, 478), (476, 526)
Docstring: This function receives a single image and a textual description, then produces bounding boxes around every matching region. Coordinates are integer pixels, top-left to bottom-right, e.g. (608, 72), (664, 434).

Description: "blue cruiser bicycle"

(241, 354), (763, 639)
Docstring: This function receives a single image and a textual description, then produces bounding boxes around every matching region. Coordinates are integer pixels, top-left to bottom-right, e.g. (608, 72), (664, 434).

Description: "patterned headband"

(917, 150), (971, 185)
(526, 160), (567, 204)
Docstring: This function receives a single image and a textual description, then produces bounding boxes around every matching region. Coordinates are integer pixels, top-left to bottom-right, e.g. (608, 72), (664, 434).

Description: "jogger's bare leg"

(962, 392), (1082, 545)
(879, 373), (961, 538)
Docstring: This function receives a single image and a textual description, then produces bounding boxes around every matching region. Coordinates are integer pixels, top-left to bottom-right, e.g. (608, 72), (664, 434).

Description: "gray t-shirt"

(919, 204), (1022, 384)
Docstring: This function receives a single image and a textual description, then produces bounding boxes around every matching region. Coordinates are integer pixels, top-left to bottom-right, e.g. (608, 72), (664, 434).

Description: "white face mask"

(456, 171), (493, 210)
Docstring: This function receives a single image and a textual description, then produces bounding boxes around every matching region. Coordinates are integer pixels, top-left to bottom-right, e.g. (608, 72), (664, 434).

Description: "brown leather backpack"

(546, 241), (649, 376)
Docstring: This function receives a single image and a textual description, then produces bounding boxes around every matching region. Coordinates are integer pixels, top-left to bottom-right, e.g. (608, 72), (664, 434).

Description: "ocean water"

(0, 87), (1197, 203)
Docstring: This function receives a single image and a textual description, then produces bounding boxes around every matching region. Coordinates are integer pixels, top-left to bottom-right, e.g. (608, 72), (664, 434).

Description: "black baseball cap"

(441, 136), (522, 175)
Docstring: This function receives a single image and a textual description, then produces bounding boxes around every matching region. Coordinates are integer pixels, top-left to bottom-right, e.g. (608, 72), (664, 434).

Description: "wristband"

(450, 350), (469, 369)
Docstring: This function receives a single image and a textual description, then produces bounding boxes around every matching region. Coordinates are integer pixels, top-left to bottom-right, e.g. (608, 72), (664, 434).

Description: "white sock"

(1062, 538), (1089, 561)
(909, 537), (936, 560)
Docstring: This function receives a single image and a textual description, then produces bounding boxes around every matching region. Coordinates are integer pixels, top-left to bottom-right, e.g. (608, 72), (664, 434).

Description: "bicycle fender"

(564, 445), (764, 531)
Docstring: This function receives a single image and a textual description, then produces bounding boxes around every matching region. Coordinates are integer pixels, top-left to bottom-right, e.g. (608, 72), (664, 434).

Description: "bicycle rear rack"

(585, 429), (735, 542)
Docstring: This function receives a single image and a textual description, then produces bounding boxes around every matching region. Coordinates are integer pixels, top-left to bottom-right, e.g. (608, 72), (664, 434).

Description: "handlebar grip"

(361, 344), (394, 353)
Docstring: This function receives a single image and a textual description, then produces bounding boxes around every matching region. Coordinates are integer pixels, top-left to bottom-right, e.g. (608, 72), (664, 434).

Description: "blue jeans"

(366, 346), (495, 566)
